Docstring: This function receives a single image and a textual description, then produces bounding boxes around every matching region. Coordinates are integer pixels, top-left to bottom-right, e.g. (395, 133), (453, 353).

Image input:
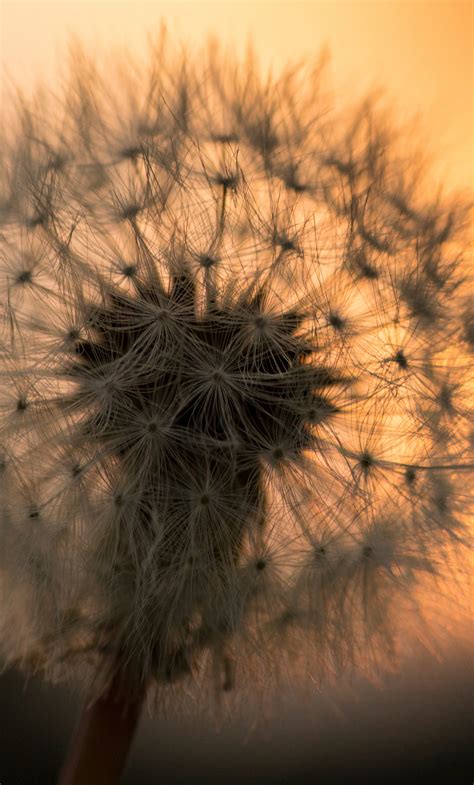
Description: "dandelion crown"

(0, 32), (471, 706)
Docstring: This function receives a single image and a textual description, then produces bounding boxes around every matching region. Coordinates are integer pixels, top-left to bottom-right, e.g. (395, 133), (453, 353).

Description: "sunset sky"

(0, 1), (472, 191)
(0, 5), (472, 784)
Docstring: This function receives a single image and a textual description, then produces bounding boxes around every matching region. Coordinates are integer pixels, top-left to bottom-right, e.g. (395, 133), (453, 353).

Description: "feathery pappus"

(0, 33), (472, 712)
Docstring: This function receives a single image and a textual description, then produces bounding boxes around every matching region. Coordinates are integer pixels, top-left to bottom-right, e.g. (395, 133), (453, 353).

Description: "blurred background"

(0, 2), (472, 783)
(1, 0), (472, 190)
(1, 640), (473, 784)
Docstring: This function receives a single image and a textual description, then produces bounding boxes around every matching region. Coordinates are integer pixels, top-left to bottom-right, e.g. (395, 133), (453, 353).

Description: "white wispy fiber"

(0, 33), (471, 706)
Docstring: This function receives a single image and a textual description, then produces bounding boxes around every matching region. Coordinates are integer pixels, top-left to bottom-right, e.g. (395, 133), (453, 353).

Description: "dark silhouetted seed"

(17, 270), (32, 284)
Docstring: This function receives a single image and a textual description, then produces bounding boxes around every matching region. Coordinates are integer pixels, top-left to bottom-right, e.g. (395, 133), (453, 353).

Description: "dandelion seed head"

(0, 33), (471, 708)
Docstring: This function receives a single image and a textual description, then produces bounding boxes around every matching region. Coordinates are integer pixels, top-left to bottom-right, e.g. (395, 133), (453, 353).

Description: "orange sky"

(0, 1), (472, 189)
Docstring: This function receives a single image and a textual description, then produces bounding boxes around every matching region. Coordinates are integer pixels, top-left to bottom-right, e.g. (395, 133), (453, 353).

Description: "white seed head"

(0, 33), (471, 707)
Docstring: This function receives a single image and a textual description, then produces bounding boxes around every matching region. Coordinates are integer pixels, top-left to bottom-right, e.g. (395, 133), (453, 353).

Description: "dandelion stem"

(57, 667), (146, 785)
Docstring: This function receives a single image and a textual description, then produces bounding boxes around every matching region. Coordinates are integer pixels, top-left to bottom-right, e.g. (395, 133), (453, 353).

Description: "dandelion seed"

(328, 312), (346, 331)
(394, 349), (408, 369)
(122, 264), (137, 278)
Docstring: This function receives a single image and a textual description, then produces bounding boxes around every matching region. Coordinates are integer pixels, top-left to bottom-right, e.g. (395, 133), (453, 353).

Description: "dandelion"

(0, 31), (472, 784)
